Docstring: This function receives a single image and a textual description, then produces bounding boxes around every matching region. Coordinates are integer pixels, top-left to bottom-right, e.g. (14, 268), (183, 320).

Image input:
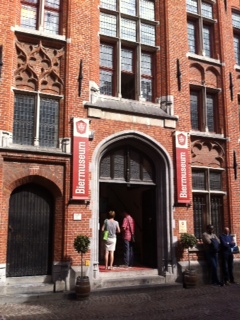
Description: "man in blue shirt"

(219, 227), (236, 285)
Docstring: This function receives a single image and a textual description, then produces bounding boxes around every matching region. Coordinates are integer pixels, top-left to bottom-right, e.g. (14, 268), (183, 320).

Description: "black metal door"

(7, 183), (54, 277)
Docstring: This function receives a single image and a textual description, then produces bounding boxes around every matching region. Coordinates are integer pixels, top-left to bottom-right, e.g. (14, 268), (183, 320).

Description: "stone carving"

(15, 40), (64, 94)
(191, 139), (225, 167)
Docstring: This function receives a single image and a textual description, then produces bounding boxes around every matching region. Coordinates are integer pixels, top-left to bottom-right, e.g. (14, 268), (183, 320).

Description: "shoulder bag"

(103, 219), (109, 241)
(231, 246), (240, 254)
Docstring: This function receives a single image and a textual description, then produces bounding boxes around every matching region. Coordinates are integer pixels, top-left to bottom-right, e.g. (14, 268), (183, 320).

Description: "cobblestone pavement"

(0, 284), (240, 320)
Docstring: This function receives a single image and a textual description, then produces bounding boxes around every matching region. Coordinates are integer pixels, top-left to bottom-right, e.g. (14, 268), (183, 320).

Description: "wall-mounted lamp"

(89, 131), (95, 141)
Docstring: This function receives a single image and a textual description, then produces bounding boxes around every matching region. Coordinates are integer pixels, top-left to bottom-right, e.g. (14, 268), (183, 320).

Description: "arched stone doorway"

(91, 132), (174, 277)
(99, 144), (157, 267)
(7, 183), (54, 277)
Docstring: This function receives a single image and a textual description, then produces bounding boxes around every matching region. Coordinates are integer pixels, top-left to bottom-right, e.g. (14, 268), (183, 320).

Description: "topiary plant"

(74, 235), (90, 278)
(180, 233), (198, 270)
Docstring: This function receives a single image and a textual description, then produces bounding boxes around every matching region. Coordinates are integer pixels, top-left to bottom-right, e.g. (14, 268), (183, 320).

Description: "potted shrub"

(73, 235), (91, 299)
(180, 233), (198, 288)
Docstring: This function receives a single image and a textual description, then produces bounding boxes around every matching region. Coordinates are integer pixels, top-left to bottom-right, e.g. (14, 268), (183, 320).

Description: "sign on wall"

(175, 132), (191, 204)
(179, 220), (187, 233)
(72, 118), (90, 200)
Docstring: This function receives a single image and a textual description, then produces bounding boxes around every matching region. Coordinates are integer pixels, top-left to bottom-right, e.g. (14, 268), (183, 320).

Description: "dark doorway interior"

(99, 183), (157, 268)
(7, 183), (54, 277)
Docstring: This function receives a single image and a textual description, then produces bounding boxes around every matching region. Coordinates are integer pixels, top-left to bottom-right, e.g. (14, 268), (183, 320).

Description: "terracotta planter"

(75, 276), (91, 299)
(183, 269), (198, 288)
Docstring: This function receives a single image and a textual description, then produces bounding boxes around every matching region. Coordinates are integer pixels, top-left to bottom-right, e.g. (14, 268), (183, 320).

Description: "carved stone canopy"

(15, 40), (64, 94)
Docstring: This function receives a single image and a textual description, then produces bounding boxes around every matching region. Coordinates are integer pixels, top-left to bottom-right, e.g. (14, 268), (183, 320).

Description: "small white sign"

(74, 213), (82, 221)
(179, 220), (187, 233)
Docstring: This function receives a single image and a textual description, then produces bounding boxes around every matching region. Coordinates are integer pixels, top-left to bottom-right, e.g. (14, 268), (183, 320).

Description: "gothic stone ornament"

(15, 40), (64, 94)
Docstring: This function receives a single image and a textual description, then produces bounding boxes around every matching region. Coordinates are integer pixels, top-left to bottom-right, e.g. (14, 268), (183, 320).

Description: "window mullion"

(202, 86), (207, 131)
(39, 0), (45, 32)
(118, 10), (122, 98)
(138, 45), (142, 100)
(34, 93), (40, 146)
(199, 17), (204, 55)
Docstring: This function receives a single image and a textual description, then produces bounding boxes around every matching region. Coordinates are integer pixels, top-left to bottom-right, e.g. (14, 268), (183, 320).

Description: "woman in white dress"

(102, 210), (120, 270)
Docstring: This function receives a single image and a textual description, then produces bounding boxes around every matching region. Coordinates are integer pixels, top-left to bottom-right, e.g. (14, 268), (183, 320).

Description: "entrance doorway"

(7, 183), (54, 277)
(99, 183), (157, 267)
(99, 143), (157, 268)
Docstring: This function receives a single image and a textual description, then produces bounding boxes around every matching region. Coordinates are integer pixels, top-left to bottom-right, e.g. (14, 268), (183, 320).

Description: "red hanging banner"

(175, 132), (191, 204)
(72, 118), (90, 200)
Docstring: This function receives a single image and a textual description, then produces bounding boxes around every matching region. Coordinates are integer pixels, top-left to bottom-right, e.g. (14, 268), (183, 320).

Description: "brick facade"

(0, 0), (240, 286)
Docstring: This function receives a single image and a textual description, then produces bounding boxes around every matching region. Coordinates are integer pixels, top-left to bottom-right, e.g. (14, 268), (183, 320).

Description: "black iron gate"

(7, 183), (54, 277)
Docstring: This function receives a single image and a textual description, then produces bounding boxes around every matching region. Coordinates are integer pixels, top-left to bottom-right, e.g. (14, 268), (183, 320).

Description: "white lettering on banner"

(179, 151), (187, 198)
(75, 141), (86, 194)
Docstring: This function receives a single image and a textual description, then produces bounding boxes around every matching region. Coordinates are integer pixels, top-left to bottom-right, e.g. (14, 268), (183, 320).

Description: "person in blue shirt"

(219, 227), (236, 285)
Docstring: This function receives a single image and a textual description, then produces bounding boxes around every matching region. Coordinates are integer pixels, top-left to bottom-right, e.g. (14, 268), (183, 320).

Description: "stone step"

(99, 267), (159, 279)
(93, 275), (165, 290)
(0, 276), (66, 295)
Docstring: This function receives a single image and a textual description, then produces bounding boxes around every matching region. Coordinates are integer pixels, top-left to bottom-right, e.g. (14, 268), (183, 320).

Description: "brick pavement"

(0, 283), (240, 320)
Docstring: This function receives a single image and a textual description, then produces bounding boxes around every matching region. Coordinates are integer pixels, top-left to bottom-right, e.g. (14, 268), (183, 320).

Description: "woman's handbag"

(231, 246), (240, 254)
(103, 219), (109, 241)
(103, 230), (109, 241)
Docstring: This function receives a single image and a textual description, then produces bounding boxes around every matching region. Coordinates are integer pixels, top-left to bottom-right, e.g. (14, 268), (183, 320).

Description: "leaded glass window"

(187, 0), (198, 14)
(100, 0), (116, 10)
(192, 171), (205, 190)
(188, 22), (196, 54)
(190, 89), (218, 133)
(141, 23), (155, 46)
(187, 0), (215, 58)
(20, 0), (61, 35)
(234, 36), (240, 65)
(190, 91), (199, 130)
(99, 0), (156, 101)
(121, 0), (136, 16)
(140, 0), (155, 20)
(141, 53), (153, 102)
(232, 12), (240, 29)
(39, 97), (59, 147)
(100, 13), (117, 37)
(13, 94), (35, 146)
(201, 2), (213, 19)
(99, 146), (155, 184)
(100, 44), (114, 95)
(206, 93), (215, 132)
(192, 169), (224, 239)
(121, 49), (133, 72)
(13, 94), (59, 148)
(232, 12), (240, 65)
(203, 25), (211, 57)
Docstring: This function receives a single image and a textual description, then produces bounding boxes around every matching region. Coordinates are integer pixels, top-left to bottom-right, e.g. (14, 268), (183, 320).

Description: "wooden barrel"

(75, 276), (91, 299)
(184, 269), (198, 288)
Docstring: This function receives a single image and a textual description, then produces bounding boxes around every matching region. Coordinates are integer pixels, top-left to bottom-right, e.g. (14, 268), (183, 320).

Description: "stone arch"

(90, 130), (175, 279)
(205, 66), (221, 88)
(189, 63), (204, 86)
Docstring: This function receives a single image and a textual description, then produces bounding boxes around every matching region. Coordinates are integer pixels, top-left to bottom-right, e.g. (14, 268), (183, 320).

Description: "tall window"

(190, 88), (218, 133)
(13, 94), (59, 148)
(20, 0), (61, 35)
(232, 11), (240, 65)
(192, 169), (223, 239)
(187, 0), (215, 58)
(100, 0), (156, 102)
